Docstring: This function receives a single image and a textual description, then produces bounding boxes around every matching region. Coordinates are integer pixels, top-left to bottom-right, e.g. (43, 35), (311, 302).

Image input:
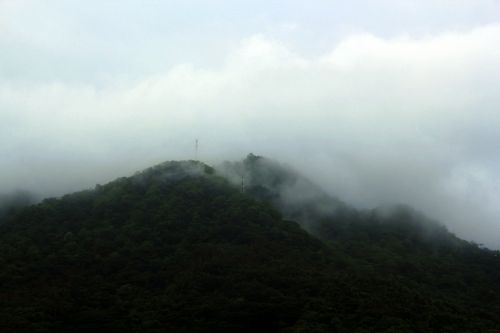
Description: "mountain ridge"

(0, 156), (499, 332)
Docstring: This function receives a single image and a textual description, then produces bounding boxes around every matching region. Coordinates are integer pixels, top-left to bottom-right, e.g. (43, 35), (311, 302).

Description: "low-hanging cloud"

(1, 24), (500, 247)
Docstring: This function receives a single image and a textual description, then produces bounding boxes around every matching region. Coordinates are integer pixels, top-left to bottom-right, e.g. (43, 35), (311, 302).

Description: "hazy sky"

(1, 0), (500, 247)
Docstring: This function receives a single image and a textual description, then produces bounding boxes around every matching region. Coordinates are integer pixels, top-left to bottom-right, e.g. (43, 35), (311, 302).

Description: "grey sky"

(1, 0), (500, 247)
(2, 0), (499, 81)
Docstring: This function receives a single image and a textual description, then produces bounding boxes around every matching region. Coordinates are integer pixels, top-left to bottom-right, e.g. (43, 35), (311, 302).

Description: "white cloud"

(1, 24), (500, 246)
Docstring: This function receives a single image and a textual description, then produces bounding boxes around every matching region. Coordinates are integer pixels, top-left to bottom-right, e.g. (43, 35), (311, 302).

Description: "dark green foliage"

(0, 161), (331, 332)
(220, 155), (500, 332)
(0, 159), (500, 332)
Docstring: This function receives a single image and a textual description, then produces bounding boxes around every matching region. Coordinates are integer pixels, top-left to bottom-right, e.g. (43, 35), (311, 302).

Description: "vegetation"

(0, 159), (499, 332)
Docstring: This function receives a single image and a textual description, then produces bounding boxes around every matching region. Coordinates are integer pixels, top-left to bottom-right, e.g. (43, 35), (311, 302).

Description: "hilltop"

(0, 158), (499, 332)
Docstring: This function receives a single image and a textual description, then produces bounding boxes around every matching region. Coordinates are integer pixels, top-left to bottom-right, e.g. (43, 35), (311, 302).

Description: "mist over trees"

(1, 11), (500, 247)
(0, 158), (499, 332)
(1, 2), (499, 331)
(0, 190), (36, 220)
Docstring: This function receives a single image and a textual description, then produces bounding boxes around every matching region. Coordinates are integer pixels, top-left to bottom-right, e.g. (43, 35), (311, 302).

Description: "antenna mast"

(195, 139), (199, 160)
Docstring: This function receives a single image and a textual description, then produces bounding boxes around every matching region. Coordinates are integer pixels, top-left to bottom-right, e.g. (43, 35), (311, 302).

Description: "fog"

(1, 1), (500, 247)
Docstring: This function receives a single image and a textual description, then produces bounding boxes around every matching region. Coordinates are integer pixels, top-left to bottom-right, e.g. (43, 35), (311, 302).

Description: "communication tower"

(195, 139), (199, 160)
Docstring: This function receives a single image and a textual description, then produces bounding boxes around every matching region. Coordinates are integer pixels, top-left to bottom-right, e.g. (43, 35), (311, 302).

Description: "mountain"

(218, 153), (345, 228)
(1, 158), (499, 332)
(219, 154), (468, 248)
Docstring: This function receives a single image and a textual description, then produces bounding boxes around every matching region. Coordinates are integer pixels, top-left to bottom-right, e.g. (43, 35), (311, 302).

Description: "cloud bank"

(1, 24), (500, 247)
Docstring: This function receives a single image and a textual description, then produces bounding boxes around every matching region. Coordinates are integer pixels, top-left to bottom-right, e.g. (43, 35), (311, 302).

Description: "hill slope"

(219, 154), (483, 251)
(0, 159), (499, 332)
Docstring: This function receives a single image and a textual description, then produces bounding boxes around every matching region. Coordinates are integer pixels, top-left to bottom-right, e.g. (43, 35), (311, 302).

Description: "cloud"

(1, 24), (500, 246)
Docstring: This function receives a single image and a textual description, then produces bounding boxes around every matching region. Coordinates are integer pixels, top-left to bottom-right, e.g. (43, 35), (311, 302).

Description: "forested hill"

(219, 154), (476, 250)
(1, 159), (500, 332)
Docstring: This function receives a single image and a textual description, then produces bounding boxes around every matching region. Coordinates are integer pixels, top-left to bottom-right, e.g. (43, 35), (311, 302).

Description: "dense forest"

(0, 157), (499, 332)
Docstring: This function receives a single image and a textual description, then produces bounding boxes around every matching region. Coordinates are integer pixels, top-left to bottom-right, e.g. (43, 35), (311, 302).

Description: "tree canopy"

(0, 159), (499, 332)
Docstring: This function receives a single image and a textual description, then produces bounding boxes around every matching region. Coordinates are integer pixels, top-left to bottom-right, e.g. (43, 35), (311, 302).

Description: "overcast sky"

(1, 0), (500, 247)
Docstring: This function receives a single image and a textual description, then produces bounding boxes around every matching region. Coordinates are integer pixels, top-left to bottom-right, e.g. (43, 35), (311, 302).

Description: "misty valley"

(0, 155), (499, 332)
